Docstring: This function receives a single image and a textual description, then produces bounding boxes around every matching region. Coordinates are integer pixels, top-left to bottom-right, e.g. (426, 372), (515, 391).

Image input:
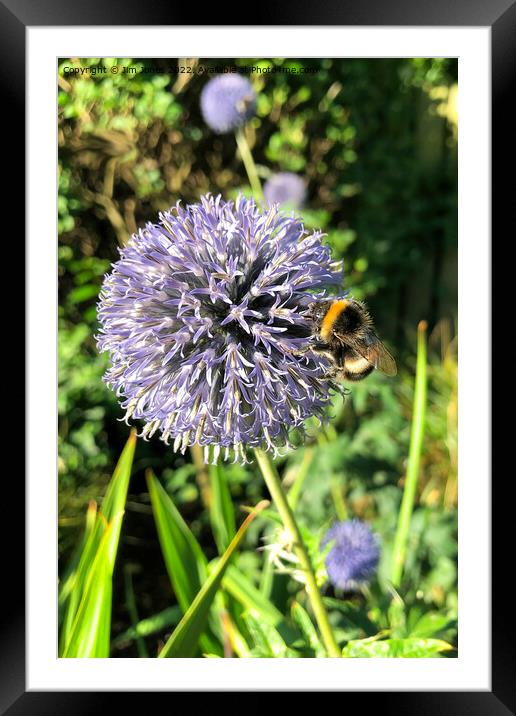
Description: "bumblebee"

(306, 298), (397, 381)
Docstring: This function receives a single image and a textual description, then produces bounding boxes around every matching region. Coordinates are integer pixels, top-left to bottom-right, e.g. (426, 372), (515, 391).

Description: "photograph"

(57, 56), (458, 660)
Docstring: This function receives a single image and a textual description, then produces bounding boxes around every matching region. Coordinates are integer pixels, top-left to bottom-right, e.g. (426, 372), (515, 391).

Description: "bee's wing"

(335, 331), (397, 376)
(363, 340), (397, 376)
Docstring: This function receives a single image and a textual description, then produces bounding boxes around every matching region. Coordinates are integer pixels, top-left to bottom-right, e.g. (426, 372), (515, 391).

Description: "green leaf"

(291, 602), (325, 657)
(112, 606), (182, 648)
(60, 430), (137, 657)
(342, 636), (454, 658)
(322, 597), (378, 636)
(146, 470), (208, 611)
(124, 566), (148, 657)
(146, 470), (221, 655)
(222, 564), (284, 627)
(209, 464), (236, 553)
(221, 611), (252, 658)
(62, 519), (117, 657)
(244, 612), (298, 658)
(59, 499), (97, 616)
(158, 500), (269, 658)
(390, 321), (428, 587)
(408, 611), (457, 638)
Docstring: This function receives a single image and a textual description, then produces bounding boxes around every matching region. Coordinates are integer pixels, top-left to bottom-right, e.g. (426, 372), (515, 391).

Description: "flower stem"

(235, 128), (263, 201)
(390, 320), (428, 587)
(190, 444), (212, 508)
(286, 447), (314, 512)
(254, 448), (341, 657)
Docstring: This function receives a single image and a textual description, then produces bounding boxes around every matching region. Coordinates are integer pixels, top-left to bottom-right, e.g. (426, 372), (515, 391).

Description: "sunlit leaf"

(209, 464), (236, 553)
(59, 430), (137, 657)
(408, 611), (457, 638)
(342, 636), (453, 658)
(112, 606), (182, 648)
(146, 470), (208, 611)
(291, 602), (325, 657)
(222, 565), (284, 627)
(146, 470), (221, 655)
(221, 611), (252, 658)
(159, 500), (269, 658)
(244, 612), (298, 658)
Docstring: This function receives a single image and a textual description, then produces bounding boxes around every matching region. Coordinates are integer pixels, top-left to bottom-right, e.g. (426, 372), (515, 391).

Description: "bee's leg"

(336, 344), (347, 368)
(291, 343), (328, 362)
(310, 340), (331, 354)
(326, 365), (342, 380)
(322, 364), (347, 385)
(313, 347), (344, 381)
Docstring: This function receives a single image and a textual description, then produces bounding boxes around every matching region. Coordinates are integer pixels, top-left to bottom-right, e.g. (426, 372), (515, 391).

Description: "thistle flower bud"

(200, 75), (256, 133)
(321, 519), (380, 590)
(97, 194), (342, 463)
(264, 172), (307, 209)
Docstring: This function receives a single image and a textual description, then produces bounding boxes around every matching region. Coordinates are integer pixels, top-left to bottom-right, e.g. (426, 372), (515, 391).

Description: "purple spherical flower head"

(321, 519), (380, 591)
(97, 194), (343, 463)
(264, 173), (307, 209)
(200, 75), (256, 134)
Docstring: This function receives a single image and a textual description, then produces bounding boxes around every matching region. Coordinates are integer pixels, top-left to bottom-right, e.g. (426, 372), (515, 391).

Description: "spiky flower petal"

(321, 519), (380, 590)
(97, 194), (342, 462)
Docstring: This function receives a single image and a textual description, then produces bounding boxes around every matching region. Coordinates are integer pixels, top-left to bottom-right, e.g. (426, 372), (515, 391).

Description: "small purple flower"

(321, 519), (380, 590)
(200, 75), (256, 134)
(97, 194), (342, 463)
(264, 173), (307, 209)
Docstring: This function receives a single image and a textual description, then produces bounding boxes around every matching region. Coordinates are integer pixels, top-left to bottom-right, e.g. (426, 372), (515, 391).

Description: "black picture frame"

(5, 0), (509, 711)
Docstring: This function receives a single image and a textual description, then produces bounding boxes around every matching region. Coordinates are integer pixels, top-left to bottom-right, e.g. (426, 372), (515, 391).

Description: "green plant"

(58, 57), (458, 659)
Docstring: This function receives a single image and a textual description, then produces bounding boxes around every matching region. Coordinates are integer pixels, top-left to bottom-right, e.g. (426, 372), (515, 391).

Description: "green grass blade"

(258, 542), (275, 598)
(146, 470), (208, 611)
(221, 611), (252, 658)
(408, 611), (457, 638)
(291, 601), (325, 657)
(342, 636), (453, 658)
(62, 517), (118, 657)
(59, 500), (97, 611)
(222, 564), (284, 627)
(59, 430), (137, 657)
(112, 606), (182, 649)
(101, 431), (138, 518)
(64, 430), (137, 596)
(209, 464), (236, 553)
(286, 447), (314, 511)
(124, 566), (148, 657)
(243, 612), (297, 658)
(146, 470), (223, 655)
(158, 500), (269, 658)
(390, 321), (428, 587)
(59, 500), (98, 651)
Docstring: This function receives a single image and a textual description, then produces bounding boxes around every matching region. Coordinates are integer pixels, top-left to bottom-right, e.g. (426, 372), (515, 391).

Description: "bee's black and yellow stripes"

(320, 299), (349, 341)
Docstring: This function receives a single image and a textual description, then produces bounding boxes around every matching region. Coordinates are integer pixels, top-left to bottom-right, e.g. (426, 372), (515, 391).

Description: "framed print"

(3, 0), (510, 711)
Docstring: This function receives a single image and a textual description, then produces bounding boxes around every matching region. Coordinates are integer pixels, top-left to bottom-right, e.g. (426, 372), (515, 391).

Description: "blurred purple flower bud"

(321, 519), (380, 590)
(200, 75), (256, 133)
(264, 172), (307, 209)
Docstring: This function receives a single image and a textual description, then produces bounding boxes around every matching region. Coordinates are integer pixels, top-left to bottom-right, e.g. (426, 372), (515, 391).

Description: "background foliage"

(58, 57), (458, 657)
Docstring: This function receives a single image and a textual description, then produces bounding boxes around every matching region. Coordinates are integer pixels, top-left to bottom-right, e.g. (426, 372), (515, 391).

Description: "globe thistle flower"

(264, 172), (307, 209)
(321, 519), (380, 591)
(97, 194), (342, 463)
(200, 75), (256, 134)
